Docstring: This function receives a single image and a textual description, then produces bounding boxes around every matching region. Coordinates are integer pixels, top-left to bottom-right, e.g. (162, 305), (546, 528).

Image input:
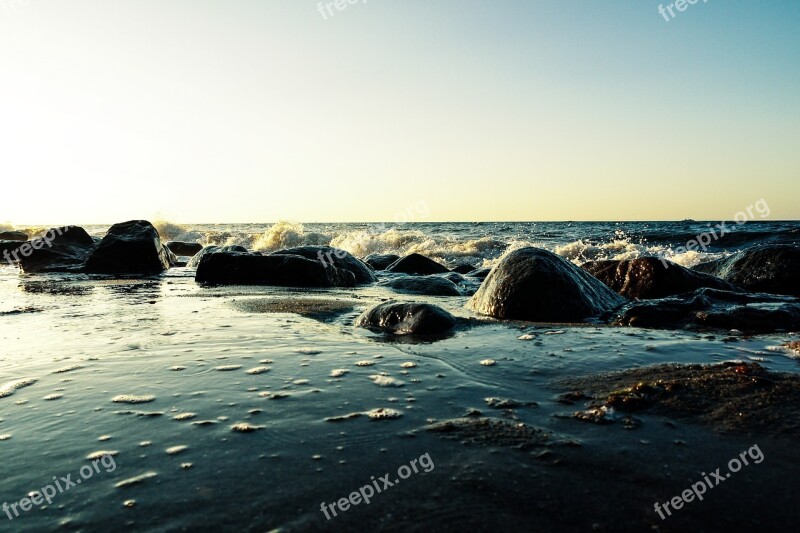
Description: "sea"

(1, 220), (799, 531)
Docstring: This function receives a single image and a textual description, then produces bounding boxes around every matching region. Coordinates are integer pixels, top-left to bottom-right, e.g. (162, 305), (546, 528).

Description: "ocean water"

(1, 220), (799, 531)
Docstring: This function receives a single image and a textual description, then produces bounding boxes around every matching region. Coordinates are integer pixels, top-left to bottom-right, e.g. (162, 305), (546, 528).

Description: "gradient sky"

(1, 0), (798, 224)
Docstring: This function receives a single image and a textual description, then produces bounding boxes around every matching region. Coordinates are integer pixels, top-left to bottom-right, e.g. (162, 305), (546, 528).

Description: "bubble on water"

(170, 366), (187, 371)
(0, 435), (11, 441)
(181, 463), (193, 470)
(355, 361), (374, 367)
(259, 359), (274, 364)
(98, 435), (112, 441)
(366, 408), (403, 420)
(400, 362), (417, 369)
(166, 445), (188, 455)
(230, 422), (265, 433)
(0, 378), (37, 399)
(518, 334), (536, 340)
(124, 500), (136, 508)
(325, 412), (363, 423)
(215, 365), (242, 371)
(139, 441), (152, 447)
(260, 392), (290, 399)
(246, 367), (271, 375)
(330, 369), (349, 378)
(192, 420), (218, 426)
(112, 395), (156, 404)
(369, 375), (405, 387)
(480, 359), (496, 367)
(295, 348), (322, 355)
(52, 365), (84, 374)
(292, 379), (310, 385)
(43, 394), (64, 401)
(173, 413), (196, 421)
(86, 450), (118, 460)
(115, 472), (158, 488)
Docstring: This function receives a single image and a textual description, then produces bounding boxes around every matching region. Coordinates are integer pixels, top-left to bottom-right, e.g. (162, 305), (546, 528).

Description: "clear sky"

(1, 0), (798, 224)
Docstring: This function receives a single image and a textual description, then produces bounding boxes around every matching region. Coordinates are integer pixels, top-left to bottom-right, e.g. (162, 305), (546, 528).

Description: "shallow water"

(2, 257), (799, 531)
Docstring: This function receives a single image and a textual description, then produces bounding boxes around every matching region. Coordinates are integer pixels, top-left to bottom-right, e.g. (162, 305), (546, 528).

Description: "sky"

(0, 0), (798, 224)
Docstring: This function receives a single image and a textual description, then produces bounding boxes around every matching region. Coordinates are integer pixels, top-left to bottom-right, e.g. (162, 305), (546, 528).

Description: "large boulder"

(0, 231), (28, 242)
(166, 241), (204, 257)
(356, 302), (457, 335)
(187, 245), (250, 268)
(693, 245), (800, 296)
(612, 288), (800, 333)
(195, 251), (356, 287)
(85, 220), (172, 275)
(273, 246), (376, 284)
(382, 276), (462, 296)
(387, 253), (449, 275)
(582, 257), (739, 299)
(468, 247), (626, 322)
(363, 253), (401, 271)
(16, 226), (97, 273)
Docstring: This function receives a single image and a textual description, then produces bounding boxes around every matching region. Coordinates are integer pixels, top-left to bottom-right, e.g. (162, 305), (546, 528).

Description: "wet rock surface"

(612, 288), (800, 333)
(355, 301), (458, 336)
(469, 247), (626, 322)
(165, 241), (204, 257)
(386, 253), (450, 275)
(381, 275), (462, 296)
(582, 257), (739, 299)
(85, 220), (172, 275)
(274, 245), (376, 284)
(187, 245), (250, 268)
(196, 251), (356, 287)
(558, 362), (800, 434)
(693, 244), (800, 296)
(17, 226), (97, 273)
(363, 253), (401, 271)
(0, 231), (28, 242)
(426, 417), (551, 449)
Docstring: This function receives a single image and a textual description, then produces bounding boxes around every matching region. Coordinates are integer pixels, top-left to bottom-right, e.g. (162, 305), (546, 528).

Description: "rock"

(693, 245), (800, 296)
(467, 267), (492, 280)
(16, 227), (97, 273)
(165, 241), (204, 257)
(582, 257), (739, 299)
(612, 288), (800, 333)
(440, 272), (465, 284)
(1, 241), (23, 260)
(0, 231), (28, 242)
(382, 276), (462, 296)
(451, 263), (477, 275)
(355, 302), (457, 335)
(273, 246), (376, 284)
(187, 245), (250, 268)
(85, 221), (172, 275)
(468, 247), (626, 322)
(363, 253), (401, 271)
(195, 251), (356, 287)
(387, 253), (449, 275)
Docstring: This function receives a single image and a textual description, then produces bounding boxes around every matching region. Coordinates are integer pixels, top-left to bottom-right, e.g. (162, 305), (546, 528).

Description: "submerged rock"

(165, 241), (204, 257)
(274, 246), (375, 284)
(612, 288), (800, 333)
(451, 263), (477, 274)
(16, 226), (97, 273)
(426, 417), (550, 449)
(85, 220), (172, 275)
(693, 244), (800, 296)
(196, 251), (356, 287)
(582, 257), (739, 299)
(355, 301), (457, 336)
(363, 253), (401, 271)
(387, 253), (449, 275)
(559, 362), (800, 434)
(382, 275), (462, 296)
(467, 267), (492, 280)
(469, 247), (625, 322)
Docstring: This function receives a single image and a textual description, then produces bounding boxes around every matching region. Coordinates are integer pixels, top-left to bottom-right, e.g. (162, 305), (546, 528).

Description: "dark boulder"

(387, 253), (449, 275)
(187, 245), (250, 268)
(363, 253), (401, 271)
(468, 247), (626, 322)
(166, 241), (204, 257)
(467, 267), (492, 280)
(0, 231), (28, 242)
(382, 276), (462, 296)
(582, 257), (739, 299)
(612, 288), (800, 333)
(451, 263), (477, 275)
(195, 251), (356, 287)
(85, 220), (172, 275)
(693, 245), (800, 296)
(356, 302), (457, 335)
(440, 272), (465, 284)
(274, 246), (375, 284)
(17, 226), (97, 273)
